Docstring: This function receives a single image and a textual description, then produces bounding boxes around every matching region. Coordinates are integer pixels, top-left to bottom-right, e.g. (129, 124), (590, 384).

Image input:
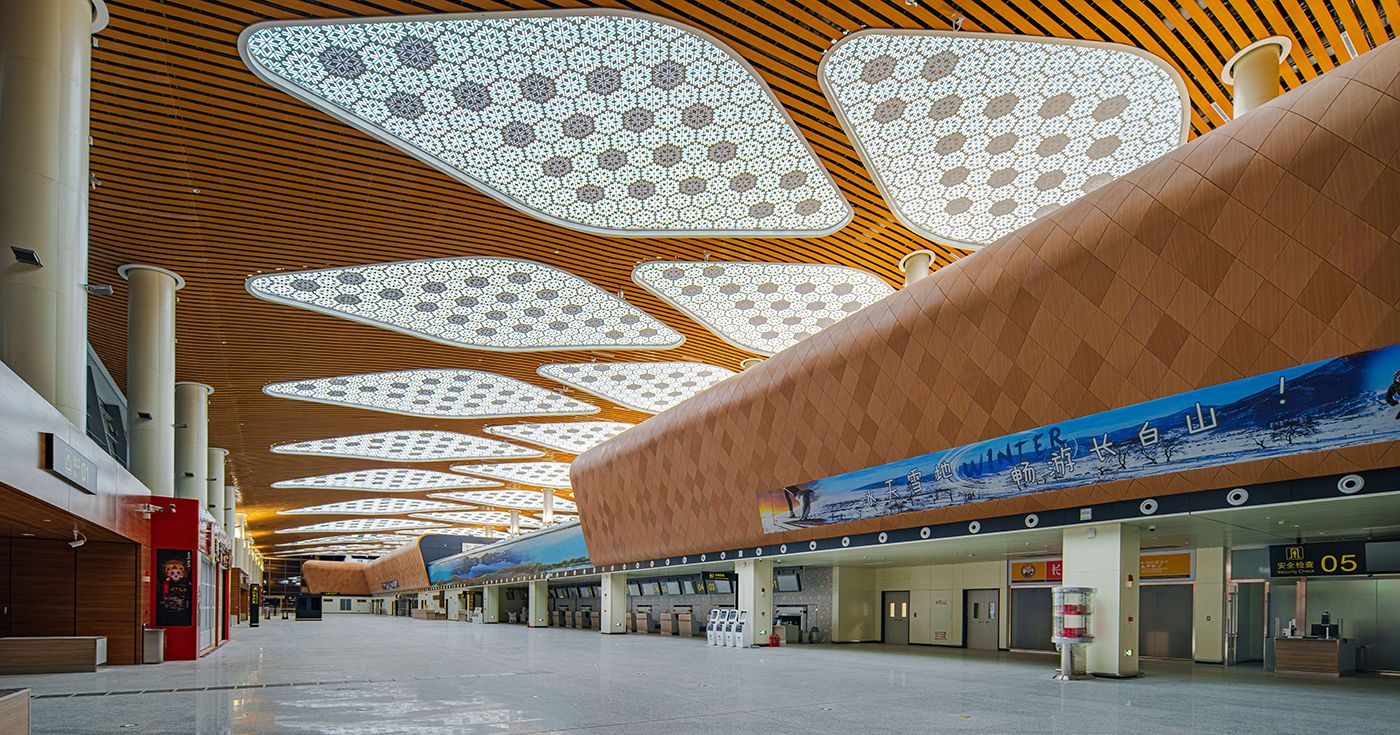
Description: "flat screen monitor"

(681, 578), (698, 595)
(712, 579), (733, 595)
(627, 582), (642, 597)
(664, 579), (683, 595)
(644, 581), (662, 596)
(775, 570), (801, 593)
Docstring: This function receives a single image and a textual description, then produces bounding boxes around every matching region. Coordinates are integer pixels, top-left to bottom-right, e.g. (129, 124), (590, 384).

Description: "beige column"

(898, 250), (938, 287)
(1063, 523), (1140, 677)
(600, 572), (627, 634)
(1193, 547), (1226, 663)
(736, 558), (775, 647)
(527, 579), (549, 628)
(508, 509), (521, 536)
(223, 485), (237, 537)
(119, 264), (183, 496)
(482, 586), (501, 624)
(207, 448), (227, 521)
(0, 0), (103, 427)
(738, 358), (763, 370)
(541, 490), (554, 526)
(174, 381), (212, 507)
(1221, 37), (1292, 117)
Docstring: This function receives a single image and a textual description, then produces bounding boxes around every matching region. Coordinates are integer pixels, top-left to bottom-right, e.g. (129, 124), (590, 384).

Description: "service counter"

(1274, 637), (1356, 676)
(0, 689), (29, 734)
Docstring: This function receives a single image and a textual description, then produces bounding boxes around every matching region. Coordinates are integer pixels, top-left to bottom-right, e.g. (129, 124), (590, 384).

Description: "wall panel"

(9, 539), (76, 637)
(76, 541), (141, 665)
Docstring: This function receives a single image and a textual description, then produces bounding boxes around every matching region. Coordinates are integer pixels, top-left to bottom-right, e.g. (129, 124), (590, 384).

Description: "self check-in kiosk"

(730, 610), (748, 648)
(707, 609), (722, 646)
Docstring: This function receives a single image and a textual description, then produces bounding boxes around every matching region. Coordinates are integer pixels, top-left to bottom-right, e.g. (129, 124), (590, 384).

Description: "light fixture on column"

(1220, 37), (1292, 118)
(10, 247), (42, 267)
(898, 250), (938, 287)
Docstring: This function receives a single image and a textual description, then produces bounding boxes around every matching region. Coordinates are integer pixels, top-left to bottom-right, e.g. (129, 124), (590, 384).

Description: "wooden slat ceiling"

(86, 0), (1394, 550)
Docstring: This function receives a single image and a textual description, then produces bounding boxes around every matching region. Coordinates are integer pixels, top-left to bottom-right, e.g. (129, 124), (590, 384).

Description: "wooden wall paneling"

(0, 538), (10, 638)
(9, 539), (76, 637)
(76, 541), (141, 666)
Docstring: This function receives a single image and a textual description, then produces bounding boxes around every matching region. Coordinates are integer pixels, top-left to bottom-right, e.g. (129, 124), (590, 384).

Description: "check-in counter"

(1274, 637), (1356, 676)
(633, 611), (651, 634)
(0, 637), (107, 674)
(591, 612), (601, 630)
(676, 611), (695, 637)
(575, 610), (591, 629)
(659, 612), (677, 635)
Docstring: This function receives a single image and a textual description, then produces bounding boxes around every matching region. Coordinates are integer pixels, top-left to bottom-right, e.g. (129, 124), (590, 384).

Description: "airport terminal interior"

(2, 0), (1400, 733)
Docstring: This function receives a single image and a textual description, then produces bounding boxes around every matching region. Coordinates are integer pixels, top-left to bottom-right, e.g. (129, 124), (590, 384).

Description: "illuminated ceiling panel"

(271, 469), (500, 492)
(632, 261), (893, 355)
(410, 510), (544, 528)
(275, 518), (449, 534)
(264, 369), (598, 418)
(277, 498), (468, 515)
(396, 527), (508, 539)
(821, 30), (1187, 249)
(427, 489), (579, 512)
(272, 430), (540, 462)
(276, 534), (411, 546)
(450, 461), (573, 488)
(270, 544), (394, 556)
(483, 421), (635, 454)
(240, 11), (850, 237)
(538, 361), (735, 413)
(247, 258), (682, 352)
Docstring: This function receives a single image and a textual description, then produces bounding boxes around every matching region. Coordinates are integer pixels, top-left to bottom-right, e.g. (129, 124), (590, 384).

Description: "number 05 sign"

(1269, 541), (1367, 577)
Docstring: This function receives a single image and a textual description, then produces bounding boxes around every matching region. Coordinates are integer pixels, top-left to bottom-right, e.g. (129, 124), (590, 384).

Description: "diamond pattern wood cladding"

(572, 42), (1400, 566)
(302, 539), (429, 596)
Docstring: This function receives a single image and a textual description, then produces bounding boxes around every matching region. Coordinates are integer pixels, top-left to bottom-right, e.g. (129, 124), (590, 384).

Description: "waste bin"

(142, 628), (165, 664)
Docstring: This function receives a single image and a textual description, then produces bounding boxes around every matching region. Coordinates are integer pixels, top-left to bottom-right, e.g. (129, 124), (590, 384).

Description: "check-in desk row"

(631, 610), (702, 636)
(551, 610), (601, 630)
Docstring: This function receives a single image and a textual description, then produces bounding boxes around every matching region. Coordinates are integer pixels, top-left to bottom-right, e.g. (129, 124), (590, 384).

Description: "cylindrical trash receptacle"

(143, 628), (165, 664)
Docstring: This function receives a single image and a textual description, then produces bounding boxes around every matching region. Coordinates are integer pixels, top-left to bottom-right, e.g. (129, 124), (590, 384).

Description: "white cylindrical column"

(898, 250), (937, 287)
(541, 489), (554, 526)
(207, 447), (227, 521)
(223, 485), (237, 537)
(174, 381), (213, 507)
(1221, 37), (1292, 118)
(508, 509), (521, 536)
(120, 264), (183, 496)
(0, 0), (103, 426)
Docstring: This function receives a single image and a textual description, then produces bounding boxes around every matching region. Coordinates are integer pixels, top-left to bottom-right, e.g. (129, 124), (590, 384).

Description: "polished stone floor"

(3, 615), (1399, 734)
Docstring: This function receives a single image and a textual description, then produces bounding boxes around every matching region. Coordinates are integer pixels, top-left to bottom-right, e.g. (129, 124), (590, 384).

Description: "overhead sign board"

(758, 343), (1400, 533)
(42, 433), (97, 494)
(1269, 542), (1367, 577)
(1010, 551), (1193, 584)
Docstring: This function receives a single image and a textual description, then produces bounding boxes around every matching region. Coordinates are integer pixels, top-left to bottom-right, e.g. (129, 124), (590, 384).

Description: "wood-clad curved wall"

(303, 541), (430, 595)
(573, 42), (1400, 565)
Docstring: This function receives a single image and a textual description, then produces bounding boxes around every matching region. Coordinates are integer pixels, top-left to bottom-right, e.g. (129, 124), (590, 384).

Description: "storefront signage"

(1269, 541), (1367, 577)
(757, 343), (1400, 533)
(155, 548), (194, 627)
(42, 433), (97, 494)
(1010, 551), (1194, 584)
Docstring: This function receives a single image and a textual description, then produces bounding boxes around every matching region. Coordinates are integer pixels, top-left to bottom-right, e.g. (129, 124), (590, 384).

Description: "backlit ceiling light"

(396, 527), (508, 539)
(272, 469), (501, 492)
(483, 421), (635, 454)
(241, 11), (850, 238)
(276, 534), (412, 546)
(427, 489), (579, 513)
(632, 261), (893, 355)
(264, 369), (597, 419)
(270, 544), (394, 555)
(247, 257), (683, 352)
(821, 30), (1187, 249)
(278, 498), (469, 516)
(538, 361), (735, 414)
(410, 510), (544, 528)
(450, 461), (573, 488)
(276, 518), (450, 534)
(272, 430), (540, 462)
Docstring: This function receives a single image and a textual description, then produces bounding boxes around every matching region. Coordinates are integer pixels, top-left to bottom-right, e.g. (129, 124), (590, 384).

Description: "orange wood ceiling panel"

(85, 1), (1394, 551)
